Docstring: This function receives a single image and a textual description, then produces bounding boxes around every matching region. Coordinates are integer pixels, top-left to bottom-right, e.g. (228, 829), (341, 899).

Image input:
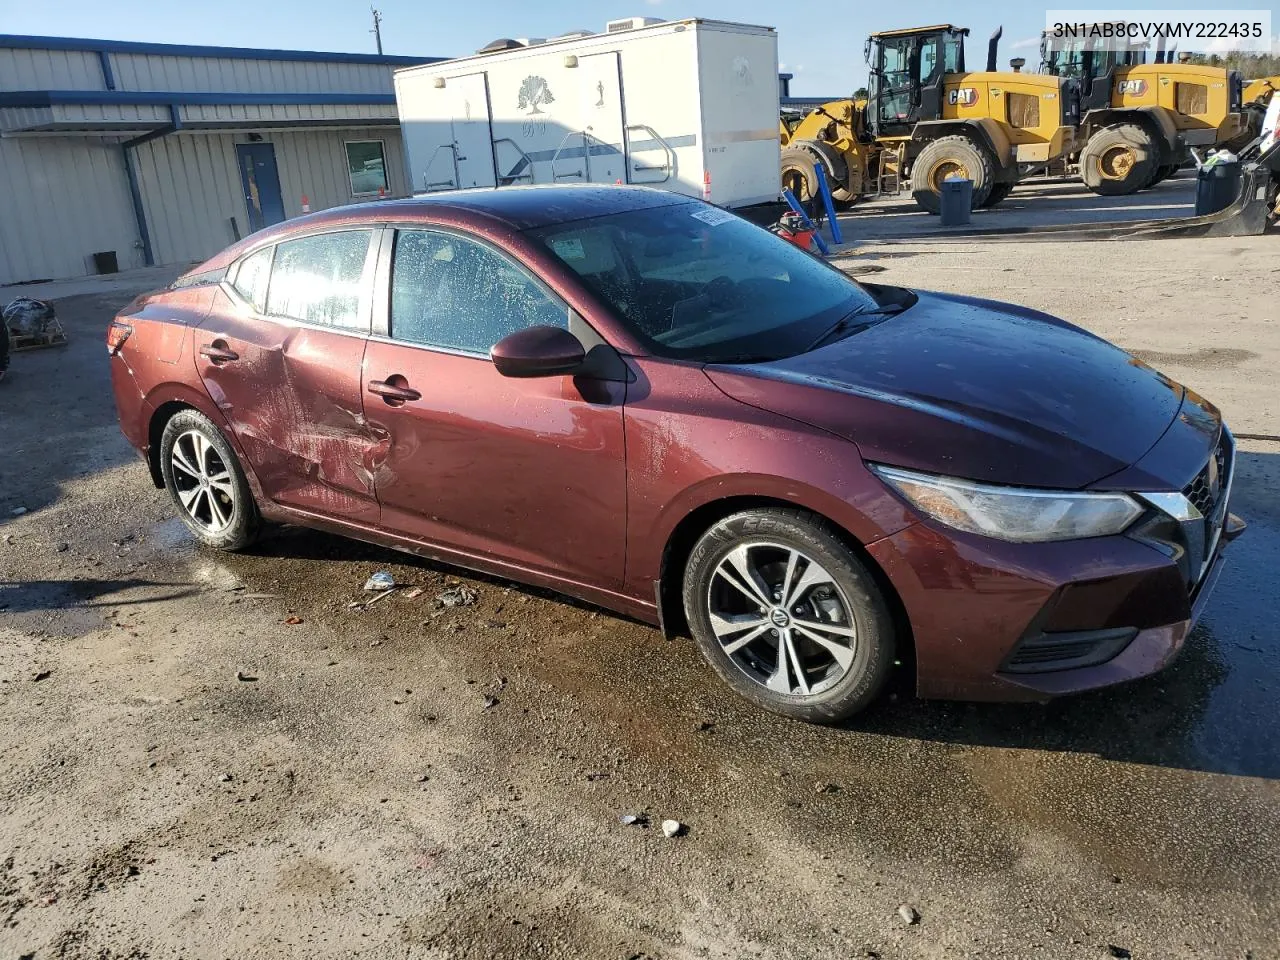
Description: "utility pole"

(370, 7), (384, 55)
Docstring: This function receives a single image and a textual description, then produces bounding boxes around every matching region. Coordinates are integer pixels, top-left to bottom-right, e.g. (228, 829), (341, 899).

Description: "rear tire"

(159, 409), (261, 552)
(682, 508), (895, 724)
(1079, 124), (1157, 196)
(910, 135), (995, 214)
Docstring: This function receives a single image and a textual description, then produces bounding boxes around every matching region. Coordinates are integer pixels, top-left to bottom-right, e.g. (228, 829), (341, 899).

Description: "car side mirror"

(490, 325), (586, 378)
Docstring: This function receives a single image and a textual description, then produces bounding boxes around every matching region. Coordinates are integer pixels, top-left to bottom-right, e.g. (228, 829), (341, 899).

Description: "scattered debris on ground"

(437, 585), (478, 608)
(364, 571), (396, 591)
(661, 819), (683, 838)
(898, 904), (920, 925)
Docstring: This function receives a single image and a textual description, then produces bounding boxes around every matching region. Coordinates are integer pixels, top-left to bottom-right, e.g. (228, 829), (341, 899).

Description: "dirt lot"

(2, 230), (1278, 960)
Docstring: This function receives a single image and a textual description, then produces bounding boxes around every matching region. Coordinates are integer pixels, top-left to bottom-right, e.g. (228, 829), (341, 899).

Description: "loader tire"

(979, 181), (1015, 208)
(1079, 124), (1157, 196)
(910, 136), (994, 214)
(781, 144), (848, 205)
(1146, 163), (1178, 187)
(781, 147), (821, 202)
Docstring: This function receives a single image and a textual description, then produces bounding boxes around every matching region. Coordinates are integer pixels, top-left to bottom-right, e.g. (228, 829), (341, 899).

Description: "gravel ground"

(1, 232), (1278, 960)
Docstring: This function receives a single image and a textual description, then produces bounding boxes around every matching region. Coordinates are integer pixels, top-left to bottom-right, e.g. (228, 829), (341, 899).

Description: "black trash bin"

(92, 250), (119, 274)
(939, 177), (973, 225)
(1195, 160), (1242, 216)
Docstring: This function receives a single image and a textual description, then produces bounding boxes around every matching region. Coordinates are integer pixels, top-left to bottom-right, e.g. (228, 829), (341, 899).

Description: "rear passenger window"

(232, 246), (272, 313)
(266, 230), (373, 331)
(390, 230), (569, 354)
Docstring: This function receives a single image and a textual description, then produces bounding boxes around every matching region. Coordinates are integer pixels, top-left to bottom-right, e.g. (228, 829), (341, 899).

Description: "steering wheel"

(705, 275), (739, 309)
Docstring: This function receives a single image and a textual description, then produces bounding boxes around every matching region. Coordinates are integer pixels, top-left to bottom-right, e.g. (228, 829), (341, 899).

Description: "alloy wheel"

(706, 542), (857, 697)
(169, 430), (236, 534)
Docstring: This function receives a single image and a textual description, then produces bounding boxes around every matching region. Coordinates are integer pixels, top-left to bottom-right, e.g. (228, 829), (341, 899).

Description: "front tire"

(159, 409), (261, 551)
(1079, 124), (1157, 196)
(682, 508), (896, 724)
(910, 135), (996, 214)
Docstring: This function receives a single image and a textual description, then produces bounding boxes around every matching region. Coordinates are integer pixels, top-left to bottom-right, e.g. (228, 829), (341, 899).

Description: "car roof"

(185, 185), (694, 277)
(366, 184), (690, 231)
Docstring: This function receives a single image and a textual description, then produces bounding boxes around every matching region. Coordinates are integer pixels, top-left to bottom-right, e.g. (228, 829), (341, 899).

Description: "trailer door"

(450, 73), (497, 189)
(577, 53), (627, 184)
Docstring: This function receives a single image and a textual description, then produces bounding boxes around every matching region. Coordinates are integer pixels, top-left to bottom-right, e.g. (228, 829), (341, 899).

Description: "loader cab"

(1039, 29), (1147, 113)
(865, 24), (967, 139)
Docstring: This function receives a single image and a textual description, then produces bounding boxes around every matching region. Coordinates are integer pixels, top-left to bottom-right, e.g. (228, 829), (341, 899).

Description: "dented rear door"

(194, 229), (381, 524)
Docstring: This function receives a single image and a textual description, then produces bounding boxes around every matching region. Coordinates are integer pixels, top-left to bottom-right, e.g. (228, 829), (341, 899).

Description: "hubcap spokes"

(707, 543), (857, 697)
(170, 431), (234, 534)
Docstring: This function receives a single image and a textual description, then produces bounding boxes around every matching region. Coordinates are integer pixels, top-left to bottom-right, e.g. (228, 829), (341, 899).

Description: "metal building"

(0, 35), (442, 284)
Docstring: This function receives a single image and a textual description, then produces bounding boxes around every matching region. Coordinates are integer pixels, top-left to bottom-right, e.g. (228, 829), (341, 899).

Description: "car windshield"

(526, 201), (879, 362)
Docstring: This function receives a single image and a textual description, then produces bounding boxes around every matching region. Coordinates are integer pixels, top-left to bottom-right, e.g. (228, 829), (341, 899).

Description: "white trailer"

(393, 18), (781, 208)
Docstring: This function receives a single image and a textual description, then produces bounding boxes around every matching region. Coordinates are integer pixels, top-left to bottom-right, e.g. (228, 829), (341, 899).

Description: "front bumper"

(866, 511), (1245, 703)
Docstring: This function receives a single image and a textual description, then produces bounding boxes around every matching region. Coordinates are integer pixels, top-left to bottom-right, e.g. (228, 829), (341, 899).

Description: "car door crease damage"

(111, 185), (1244, 724)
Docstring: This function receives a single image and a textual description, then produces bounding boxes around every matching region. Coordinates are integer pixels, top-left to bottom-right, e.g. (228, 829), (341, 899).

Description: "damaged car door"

(195, 229), (381, 524)
(361, 227), (627, 586)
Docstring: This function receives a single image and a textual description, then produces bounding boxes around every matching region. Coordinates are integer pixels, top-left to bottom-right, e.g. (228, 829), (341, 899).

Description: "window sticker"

(690, 207), (736, 227)
(551, 237), (587, 261)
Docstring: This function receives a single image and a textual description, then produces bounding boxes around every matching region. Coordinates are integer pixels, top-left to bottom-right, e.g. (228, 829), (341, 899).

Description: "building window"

(346, 140), (388, 196)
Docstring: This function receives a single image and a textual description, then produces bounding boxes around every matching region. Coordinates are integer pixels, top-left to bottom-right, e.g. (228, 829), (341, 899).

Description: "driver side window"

(390, 229), (570, 355)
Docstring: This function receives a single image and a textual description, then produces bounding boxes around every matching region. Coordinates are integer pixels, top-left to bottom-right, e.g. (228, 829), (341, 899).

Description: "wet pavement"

(2, 248), (1279, 959)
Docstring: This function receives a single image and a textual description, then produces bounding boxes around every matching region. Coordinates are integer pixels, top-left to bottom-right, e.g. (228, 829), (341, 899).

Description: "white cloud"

(644, 0), (664, 5)
(1010, 36), (1042, 50)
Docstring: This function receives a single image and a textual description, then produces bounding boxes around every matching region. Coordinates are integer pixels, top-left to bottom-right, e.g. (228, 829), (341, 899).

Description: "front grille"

(1185, 439), (1229, 518)
(1132, 430), (1235, 595)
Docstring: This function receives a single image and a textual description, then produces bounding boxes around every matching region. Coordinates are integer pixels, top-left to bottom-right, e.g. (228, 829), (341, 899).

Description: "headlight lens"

(871, 464), (1143, 543)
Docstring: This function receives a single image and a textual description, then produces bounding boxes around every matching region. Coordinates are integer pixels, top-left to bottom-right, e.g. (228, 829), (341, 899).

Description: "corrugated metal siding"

(0, 106), (54, 131)
(54, 103), (169, 125)
(0, 48), (102, 91)
(132, 128), (410, 267)
(179, 102), (397, 124)
(110, 54), (395, 95)
(0, 136), (142, 284)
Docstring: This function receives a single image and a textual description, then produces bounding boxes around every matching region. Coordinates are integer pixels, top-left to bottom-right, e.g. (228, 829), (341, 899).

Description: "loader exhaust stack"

(986, 26), (1003, 72)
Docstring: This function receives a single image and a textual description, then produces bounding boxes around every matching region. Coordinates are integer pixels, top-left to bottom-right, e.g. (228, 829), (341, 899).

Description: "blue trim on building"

(120, 146), (154, 267)
(0, 90), (398, 107)
(97, 49), (116, 90)
(0, 34), (443, 66)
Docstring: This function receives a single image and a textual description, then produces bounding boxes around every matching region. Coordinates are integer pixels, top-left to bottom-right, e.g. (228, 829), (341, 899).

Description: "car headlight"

(871, 464), (1143, 543)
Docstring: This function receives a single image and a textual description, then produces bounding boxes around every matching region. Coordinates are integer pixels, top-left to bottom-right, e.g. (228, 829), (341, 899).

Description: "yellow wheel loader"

(1039, 31), (1248, 194)
(780, 24), (1080, 214)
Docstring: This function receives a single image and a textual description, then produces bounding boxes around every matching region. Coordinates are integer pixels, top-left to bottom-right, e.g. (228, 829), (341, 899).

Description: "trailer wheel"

(910, 136), (995, 214)
(979, 181), (1014, 208)
(1080, 124), (1157, 196)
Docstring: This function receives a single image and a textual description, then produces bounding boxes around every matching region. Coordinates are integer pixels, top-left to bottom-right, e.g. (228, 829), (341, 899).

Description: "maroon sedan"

(109, 186), (1244, 723)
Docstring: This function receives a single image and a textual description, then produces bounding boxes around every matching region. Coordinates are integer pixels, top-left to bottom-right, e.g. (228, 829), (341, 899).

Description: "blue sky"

(2, 0), (1276, 94)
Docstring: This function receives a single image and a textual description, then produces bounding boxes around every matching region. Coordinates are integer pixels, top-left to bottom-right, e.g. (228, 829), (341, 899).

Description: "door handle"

(367, 378), (421, 404)
(199, 342), (239, 364)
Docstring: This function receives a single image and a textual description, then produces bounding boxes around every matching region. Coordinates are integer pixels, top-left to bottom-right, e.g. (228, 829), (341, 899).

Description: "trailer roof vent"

(606, 16), (664, 33)
(556, 30), (593, 40)
(517, 38), (547, 47)
(477, 38), (526, 54)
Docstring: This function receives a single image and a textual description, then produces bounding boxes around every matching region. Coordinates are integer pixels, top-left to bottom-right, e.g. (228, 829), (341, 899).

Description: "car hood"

(704, 289), (1185, 490)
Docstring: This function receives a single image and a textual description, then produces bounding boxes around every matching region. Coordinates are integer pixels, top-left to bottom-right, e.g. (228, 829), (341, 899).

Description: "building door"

(236, 142), (286, 233)
(449, 73), (497, 189)
(578, 53), (626, 184)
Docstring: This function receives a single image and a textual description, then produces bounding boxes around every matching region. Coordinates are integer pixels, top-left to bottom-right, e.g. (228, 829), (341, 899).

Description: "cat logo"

(1117, 79), (1148, 96)
(947, 88), (979, 107)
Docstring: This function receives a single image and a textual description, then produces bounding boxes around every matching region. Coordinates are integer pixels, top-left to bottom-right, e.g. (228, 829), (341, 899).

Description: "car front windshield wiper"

(804, 303), (905, 352)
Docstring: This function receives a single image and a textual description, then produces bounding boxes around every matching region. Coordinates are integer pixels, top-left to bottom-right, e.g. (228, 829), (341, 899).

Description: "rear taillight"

(107, 321), (132, 356)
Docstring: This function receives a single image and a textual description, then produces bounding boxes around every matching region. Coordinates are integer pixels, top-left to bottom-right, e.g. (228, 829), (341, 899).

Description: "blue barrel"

(1195, 160), (1241, 215)
(939, 177), (973, 225)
